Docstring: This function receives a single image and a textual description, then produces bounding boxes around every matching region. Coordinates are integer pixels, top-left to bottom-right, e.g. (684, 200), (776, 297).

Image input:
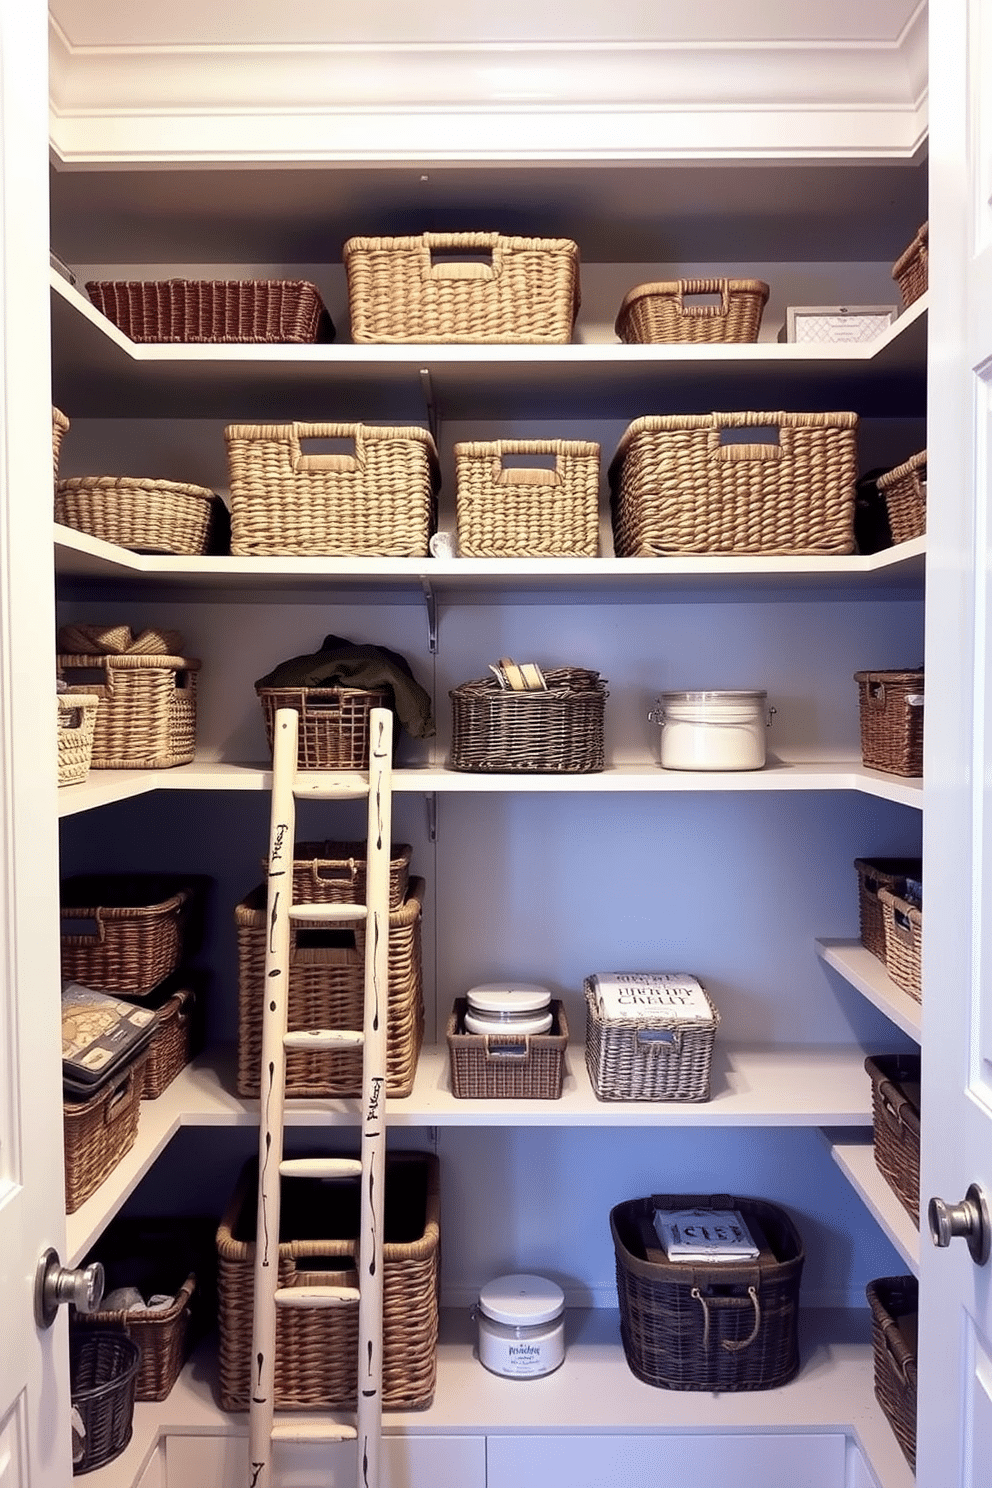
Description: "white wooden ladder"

(248, 704), (393, 1488)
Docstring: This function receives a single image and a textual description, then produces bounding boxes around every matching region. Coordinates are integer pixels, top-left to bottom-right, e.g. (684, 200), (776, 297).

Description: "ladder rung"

(293, 773), (370, 800)
(283, 1029), (364, 1050)
(275, 1285), (360, 1308)
(270, 1419), (358, 1443)
(288, 902), (368, 923)
(279, 1156), (363, 1180)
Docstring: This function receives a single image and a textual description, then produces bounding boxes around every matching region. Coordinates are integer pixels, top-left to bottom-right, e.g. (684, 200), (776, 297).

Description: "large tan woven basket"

(257, 685), (392, 771)
(63, 1052), (148, 1214)
(877, 450), (926, 544)
(447, 999), (569, 1099)
(86, 279), (335, 344)
(52, 406), (69, 485)
(854, 669), (924, 777)
(450, 667), (607, 773)
(226, 421), (440, 557)
(584, 980), (720, 1102)
(235, 879), (424, 1098)
(58, 692), (100, 786)
(610, 411), (858, 557)
(865, 1054), (920, 1222)
(58, 652), (199, 768)
(878, 886), (923, 1002)
(867, 1276), (918, 1469)
(60, 874), (197, 998)
(454, 439), (600, 557)
(343, 232), (580, 344)
(892, 223), (928, 309)
(56, 475), (229, 556)
(217, 1151), (440, 1411)
(615, 279), (769, 345)
(854, 858), (922, 964)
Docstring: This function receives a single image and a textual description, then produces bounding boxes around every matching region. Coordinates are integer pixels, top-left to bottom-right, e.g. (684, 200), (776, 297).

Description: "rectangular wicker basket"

(446, 999), (568, 1099)
(614, 278), (769, 345)
(60, 874), (199, 998)
(454, 439), (600, 557)
(55, 476), (230, 557)
(63, 1051), (148, 1214)
(854, 669), (924, 777)
(865, 1054), (920, 1223)
(86, 279), (335, 344)
(58, 692), (100, 787)
(877, 450), (926, 544)
(584, 980), (720, 1102)
(235, 879), (424, 1099)
(134, 979), (202, 1100)
(217, 1151), (440, 1411)
(450, 667), (607, 773)
(878, 886), (923, 1002)
(891, 224), (928, 309)
(867, 1275), (918, 1470)
(257, 684), (392, 771)
(854, 858), (922, 964)
(269, 839), (413, 910)
(343, 232), (580, 344)
(75, 1273), (197, 1404)
(609, 411), (858, 557)
(225, 421), (440, 558)
(58, 651), (200, 769)
(610, 1191), (804, 1391)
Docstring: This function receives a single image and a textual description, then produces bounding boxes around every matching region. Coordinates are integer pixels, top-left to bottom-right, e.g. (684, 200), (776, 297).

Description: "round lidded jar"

(476, 1273), (566, 1378)
(653, 689), (772, 772)
(464, 983), (553, 1037)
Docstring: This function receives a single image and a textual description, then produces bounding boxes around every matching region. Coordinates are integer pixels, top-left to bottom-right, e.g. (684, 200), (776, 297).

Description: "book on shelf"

(652, 1206), (760, 1262)
(589, 971), (712, 1023)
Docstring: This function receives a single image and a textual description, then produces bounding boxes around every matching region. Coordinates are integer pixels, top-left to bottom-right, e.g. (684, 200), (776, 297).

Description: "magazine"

(652, 1206), (760, 1262)
(590, 971), (712, 1023)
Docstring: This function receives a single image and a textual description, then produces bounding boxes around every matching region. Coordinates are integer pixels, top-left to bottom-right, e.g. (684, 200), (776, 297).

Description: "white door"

(919, 2), (992, 1485)
(0, 3), (73, 1483)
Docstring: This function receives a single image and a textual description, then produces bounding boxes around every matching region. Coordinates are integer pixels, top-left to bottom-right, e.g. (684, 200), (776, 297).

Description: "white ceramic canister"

(651, 690), (774, 771)
(476, 1273), (566, 1378)
(464, 983), (553, 1037)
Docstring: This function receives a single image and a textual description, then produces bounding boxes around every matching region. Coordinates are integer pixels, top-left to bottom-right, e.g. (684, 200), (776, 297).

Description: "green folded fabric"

(255, 634), (435, 739)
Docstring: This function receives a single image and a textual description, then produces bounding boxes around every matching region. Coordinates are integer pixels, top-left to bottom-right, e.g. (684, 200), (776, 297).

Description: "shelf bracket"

(425, 791), (437, 844)
(419, 367), (438, 445)
(421, 578), (438, 654)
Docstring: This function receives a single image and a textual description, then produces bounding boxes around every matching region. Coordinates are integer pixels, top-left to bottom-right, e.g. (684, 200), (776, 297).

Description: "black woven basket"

(449, 667), (607, 773)
(867, 1275), (918, 1469)
(70, 1329), (141, 1474)
(610, 1191), (804, 1392)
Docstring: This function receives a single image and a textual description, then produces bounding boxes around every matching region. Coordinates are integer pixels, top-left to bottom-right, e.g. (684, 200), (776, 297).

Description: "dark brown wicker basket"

(867, 1275), (918, 1469)
(584, 980), (720, 1102)
(878, 887), (923, 1001)
(877, 450), (926, 545)
(69, 1330), (141, 1474)
(615, 278), (769, 344)
(217, 1150), (440, 1411)
(63, 1053), (148, 1215)
(265, 839), (412, 910)
(450, 667), (607, 773)
(854, 858), (922, 964)
(865, 1054), (920, 1223)
(60, 874), (197, 997)
(258, 684), (392, 771)
(610, 1192), (803, 1392)
(86, 279), (334, 344)
(891, 224), (928, 309)
(854, 669), (924, 777)
(447, 999), (568, 1099)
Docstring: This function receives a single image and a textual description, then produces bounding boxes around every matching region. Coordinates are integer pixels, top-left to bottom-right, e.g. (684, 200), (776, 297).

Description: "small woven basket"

(69, 1330), (141, 1473)
(609, 411), (858, 557)
(584, 980), (720, 1102)
(226, 420), (439, 558)
(58, 651), (199, 769)
(447, 999), (569, 1099)
(854, 669), (924, 777)
(866, 1275), (918, 1470)
(257, 684), (392, 771)
(891, 224), (928, 309)
(58, 692), (100, 787)
(878, 886), (923, 1001)
(611, 1192), (804, 1392)
(75, 1273), (197, 1403)
(53, 406), (70, 485)
(56, 475), (229, 556)
(853, 858), (922, 964)
(86, 279), (335, 344)
(454, 439), (600, 557)
(135, 981), (202, 1099)
(267, 839), (412, 910)
(235, 879), (424, 1099)
(60, 874), (196, 997)
(877, 450), (926, 544)
(615, 279), (769, 344)
(450, 667), (607, 773)
(217, 1151), (440, 1411)
(865, 1054), (920, 1222)
(63, 1053), (148, 1215)
(343, 232), (580, 344)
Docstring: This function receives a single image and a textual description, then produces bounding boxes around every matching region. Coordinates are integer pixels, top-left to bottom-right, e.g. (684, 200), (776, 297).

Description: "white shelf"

(826, 1133), (921, 1276)
(85, 1309), (913, 1488)
(815, 939), (922, 1041)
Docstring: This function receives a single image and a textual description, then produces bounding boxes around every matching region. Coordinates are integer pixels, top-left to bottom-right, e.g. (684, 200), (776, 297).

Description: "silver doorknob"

(34, 1247), (105, 1329)
(928, 1183), (991, 1265)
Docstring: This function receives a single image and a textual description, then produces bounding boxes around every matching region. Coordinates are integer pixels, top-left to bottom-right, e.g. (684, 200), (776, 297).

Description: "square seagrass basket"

(225, 421), (440, 558)
(609, 411), (858, 557)
(584, 979), (720, 1102)
(867, 1275), (918, 1470)
(615, 278), (769, 345)
(59, 874), (201, 998)
(63, 1050), (148, 1215)
(854, 858), (922, 965)
(892, 223), (928, 309)
(450, 667), (607, 773)
(854, 669), (924, 777)
(56, 475), (230, 556)
(877, 450), (926, 545)
(217, 1150), (440, 1412)
(267, 839), (413, 911)
(58, 692), (100, 787)
(446, 998), (569, 1099)
(610, 1191), (804, 1392)
(235, 878), (424, 1099)
(257, 684), (393, 771)
(865, 1054), (921, 1223)
(57, 650), (200, 769)
(86, 278), (335, 344)
(343, 232), (580, 344)
(878, 886), (923, 1001)
(454, 439), (600, 557)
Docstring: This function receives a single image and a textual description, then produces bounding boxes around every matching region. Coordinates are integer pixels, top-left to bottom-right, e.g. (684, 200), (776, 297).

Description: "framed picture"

(783, 304), (899, 343)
